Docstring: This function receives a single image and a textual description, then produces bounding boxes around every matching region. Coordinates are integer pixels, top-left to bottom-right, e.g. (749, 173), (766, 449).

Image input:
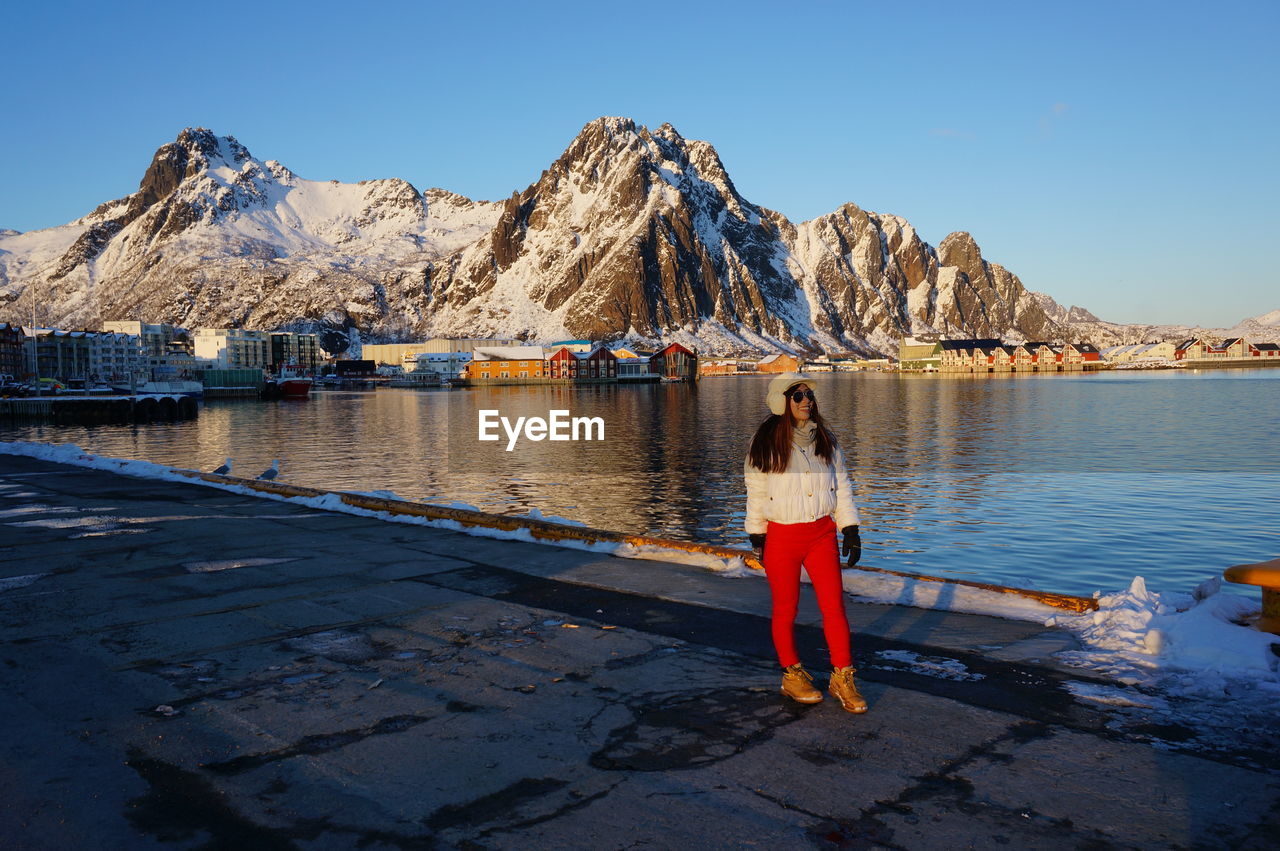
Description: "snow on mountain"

(0, 128), (502, 340)
(1242, 309), (1280, 327)
(2, 120), (1066, 354)
(416, 118), (1060, 354)
(1032, 292), (1280, 347)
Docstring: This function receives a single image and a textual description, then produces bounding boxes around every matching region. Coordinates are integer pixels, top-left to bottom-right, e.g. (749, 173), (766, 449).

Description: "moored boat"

(272, 363), (312, 399)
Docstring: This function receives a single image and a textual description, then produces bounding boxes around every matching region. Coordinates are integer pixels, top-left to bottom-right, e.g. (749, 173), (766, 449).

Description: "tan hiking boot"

(829, 666), (867, 713)
(781, 663), (823, 704)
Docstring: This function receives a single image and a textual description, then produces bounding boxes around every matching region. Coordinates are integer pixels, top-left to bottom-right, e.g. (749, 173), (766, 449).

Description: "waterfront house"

(1248, 341), (1280, 359)
(899, 338), (942, 371)
(612, 348), (656, 382)
(469, 346), (548, 381)
(756, 352), (802, 373)
(1131, 341), (1177, 361)
(803, 356), (835, 373)
(413, 351), (473, 380)
(699, 359), (737, 377)
(1174, 338), (1209, 360)
(938, 339), (1003, 373)
(1057, 343), (1101, 369)
(547, 347), (578, 380)
(575, 346), (618, 382)
(1102, 343), (1142, 363)
(1216, 338), (1248, 358)
(649, 343), (699, 381)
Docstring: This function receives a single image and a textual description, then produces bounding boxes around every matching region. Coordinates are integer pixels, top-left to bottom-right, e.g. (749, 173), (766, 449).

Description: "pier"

(0, 453), (1276, 847)
(0, 394), (198, 425)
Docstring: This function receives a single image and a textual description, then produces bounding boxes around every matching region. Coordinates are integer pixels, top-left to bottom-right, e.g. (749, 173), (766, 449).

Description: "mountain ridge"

(4, 118), (1224, 355)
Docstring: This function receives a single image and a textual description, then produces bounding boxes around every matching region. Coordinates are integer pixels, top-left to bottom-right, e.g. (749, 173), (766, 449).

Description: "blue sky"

(2, 0), (1276, 327)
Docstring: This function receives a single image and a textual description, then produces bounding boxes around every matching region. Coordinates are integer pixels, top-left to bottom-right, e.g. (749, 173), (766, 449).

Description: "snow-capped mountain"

(0, 128), (501, 345)
(1240, 309), (1280, 328)
(1, 119), (1064, 354)
(1031, 294), (1280, 347)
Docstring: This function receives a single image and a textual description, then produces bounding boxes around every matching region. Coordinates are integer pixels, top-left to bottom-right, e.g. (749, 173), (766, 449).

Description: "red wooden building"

(649, 343), (699, 381)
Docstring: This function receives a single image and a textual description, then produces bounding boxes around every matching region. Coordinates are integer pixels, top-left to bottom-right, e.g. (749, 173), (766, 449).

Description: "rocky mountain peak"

(3, 119), (1075, 354)
(937, 231), (982, 274)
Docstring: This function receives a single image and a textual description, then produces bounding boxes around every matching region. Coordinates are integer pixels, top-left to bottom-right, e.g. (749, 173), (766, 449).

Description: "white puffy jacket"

(744, 439), (859, 535)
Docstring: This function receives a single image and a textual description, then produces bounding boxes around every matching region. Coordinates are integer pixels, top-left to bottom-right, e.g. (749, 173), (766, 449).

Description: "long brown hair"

(748, 406), (837, 473)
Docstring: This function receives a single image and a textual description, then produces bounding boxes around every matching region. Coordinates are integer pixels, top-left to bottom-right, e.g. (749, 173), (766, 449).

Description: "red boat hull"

(278, 378), (312, 399)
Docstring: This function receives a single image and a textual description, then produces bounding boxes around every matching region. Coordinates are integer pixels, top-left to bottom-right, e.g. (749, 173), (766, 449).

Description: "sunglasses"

(788, 389), (816, 403)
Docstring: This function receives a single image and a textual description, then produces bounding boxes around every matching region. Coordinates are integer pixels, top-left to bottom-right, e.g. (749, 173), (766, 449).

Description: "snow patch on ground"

(0, 574), (47, 593)
(876, 649), (986, 681)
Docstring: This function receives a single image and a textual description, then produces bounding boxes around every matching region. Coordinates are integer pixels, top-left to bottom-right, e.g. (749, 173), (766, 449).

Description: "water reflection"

(3, 369), (1276, 596)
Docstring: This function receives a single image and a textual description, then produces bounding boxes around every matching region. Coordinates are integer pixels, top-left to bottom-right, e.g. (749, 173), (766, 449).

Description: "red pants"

(762, 516), (851, 669)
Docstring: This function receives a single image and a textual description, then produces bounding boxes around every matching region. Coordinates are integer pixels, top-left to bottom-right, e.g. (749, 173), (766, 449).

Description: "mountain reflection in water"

(4, 370), (1276, 597)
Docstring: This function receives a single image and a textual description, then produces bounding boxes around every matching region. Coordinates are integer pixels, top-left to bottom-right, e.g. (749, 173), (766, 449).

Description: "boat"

(268, 363), (313, 400)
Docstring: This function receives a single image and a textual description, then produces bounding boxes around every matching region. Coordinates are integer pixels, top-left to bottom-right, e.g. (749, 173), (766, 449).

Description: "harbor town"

(4, 318), (1280, 413)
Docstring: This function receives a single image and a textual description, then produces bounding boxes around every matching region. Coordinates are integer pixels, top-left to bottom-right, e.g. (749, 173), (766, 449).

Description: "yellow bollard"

(1223, 557), (1280, 634)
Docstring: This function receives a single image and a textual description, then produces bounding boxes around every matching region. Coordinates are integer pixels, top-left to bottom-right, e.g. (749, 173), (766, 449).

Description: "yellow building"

(467, 346), (548, 381)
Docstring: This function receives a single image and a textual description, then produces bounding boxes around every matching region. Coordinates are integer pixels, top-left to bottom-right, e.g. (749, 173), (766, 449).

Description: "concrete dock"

(0, 453), (1277, 848)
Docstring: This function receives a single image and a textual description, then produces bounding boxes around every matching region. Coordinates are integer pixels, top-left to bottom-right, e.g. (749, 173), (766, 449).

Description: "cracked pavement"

(0, 453), (1277, 849)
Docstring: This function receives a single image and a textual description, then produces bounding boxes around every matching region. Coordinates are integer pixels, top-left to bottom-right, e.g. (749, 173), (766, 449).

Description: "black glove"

(840, 525), (861, 567)
(748, 533), (766, 555)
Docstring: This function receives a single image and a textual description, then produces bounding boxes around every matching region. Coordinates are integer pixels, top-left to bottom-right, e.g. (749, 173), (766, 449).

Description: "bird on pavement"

(211, 457), (232, 476)
(258, 459), (280, 481)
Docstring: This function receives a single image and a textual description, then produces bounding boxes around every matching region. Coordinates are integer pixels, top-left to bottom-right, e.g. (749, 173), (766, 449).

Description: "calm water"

(3, 370), (1277, 597)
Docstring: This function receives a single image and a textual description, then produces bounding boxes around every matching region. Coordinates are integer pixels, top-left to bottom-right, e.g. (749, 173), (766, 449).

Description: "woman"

(744, 372), (867, 713)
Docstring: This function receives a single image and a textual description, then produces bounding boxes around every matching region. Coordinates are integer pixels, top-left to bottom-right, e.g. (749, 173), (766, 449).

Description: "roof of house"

(1252, 342), (1280, 351)
(939, 338), (1003, 351)
(471, 346), (546, 361)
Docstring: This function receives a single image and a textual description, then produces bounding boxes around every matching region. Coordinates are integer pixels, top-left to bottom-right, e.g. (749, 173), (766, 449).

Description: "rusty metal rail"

(171, 469), (1098, 613)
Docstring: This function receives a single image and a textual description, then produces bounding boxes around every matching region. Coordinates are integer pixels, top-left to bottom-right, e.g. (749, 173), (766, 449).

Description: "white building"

(194, 328), (270, 369)
(422, 337), (520, 354)
(612, 348), (653, 381)
(413, 351), (473, 380)
(102, 320), (198, 379)
(90, 331), (142, 383)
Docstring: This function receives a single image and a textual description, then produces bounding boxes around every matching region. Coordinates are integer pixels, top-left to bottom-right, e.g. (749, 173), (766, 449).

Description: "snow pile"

(839, 568), (1061, 622)
(876, 649), (986, 681)
(1048, 576), (1278, 689)
(614, 542), (755, 577)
